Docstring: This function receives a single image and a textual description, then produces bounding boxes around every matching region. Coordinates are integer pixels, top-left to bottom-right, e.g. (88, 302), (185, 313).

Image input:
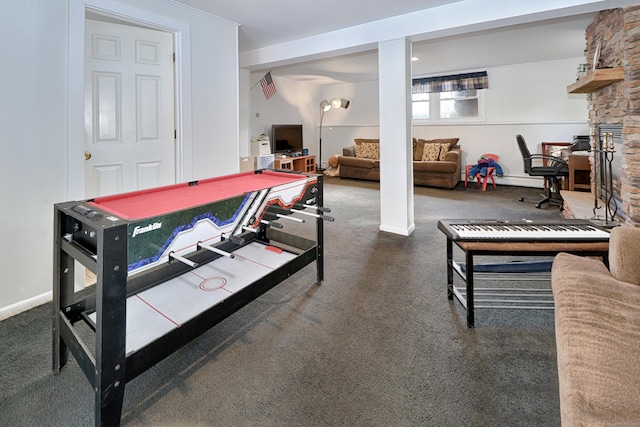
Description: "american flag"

(260, 71), (276, 99)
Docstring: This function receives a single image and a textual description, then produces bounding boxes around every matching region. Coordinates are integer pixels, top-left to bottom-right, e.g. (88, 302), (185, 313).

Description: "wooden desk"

(274, 155), (316, 173)
(568, 151), (591, 191)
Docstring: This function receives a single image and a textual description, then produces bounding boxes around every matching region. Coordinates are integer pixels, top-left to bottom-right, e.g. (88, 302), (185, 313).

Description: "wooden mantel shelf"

(567, 68), (624, 93)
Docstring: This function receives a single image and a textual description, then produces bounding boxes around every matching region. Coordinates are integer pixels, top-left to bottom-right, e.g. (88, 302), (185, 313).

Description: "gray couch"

(551, 225), (640, 425)
(334, 138), (461, 189)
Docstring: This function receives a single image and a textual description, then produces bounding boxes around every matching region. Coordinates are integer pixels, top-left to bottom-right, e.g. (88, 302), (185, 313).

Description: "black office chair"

(516, 134), (569, 209)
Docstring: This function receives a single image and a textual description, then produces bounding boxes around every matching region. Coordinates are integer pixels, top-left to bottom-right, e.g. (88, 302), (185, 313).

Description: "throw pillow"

(438, 143), (450, 160)
(414, 138), (459, 160)
(429, 138), (459, 151)
(355, 142), (379, 159)
(354, 138), (379, 145)
(421, 143), (442, 161)
(362, 143), (379, 159)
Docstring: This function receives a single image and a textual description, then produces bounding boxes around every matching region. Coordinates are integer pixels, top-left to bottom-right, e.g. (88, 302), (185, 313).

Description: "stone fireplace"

(585, 6), (640, 227)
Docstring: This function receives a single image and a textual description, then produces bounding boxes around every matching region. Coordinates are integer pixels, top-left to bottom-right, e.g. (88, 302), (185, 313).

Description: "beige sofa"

(551, 226), (640, 426)
(334, 138), (461, 189)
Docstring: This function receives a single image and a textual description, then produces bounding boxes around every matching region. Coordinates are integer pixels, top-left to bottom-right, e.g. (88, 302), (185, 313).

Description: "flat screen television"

(271, 124), (303, 154)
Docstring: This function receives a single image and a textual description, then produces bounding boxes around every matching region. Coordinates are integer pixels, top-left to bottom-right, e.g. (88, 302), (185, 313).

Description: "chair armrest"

(528, 153), (568, 166)
(343, 146), (356, 157)
(442, 148), (460, 163)
(528, 154), (568, 171)
(609, 226), (640, 285)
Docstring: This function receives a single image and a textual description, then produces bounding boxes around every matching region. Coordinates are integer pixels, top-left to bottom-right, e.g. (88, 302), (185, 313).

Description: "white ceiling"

(170, 0), (462, 51)
(265, 14), (594, 85)
(168, 0), (600, 84)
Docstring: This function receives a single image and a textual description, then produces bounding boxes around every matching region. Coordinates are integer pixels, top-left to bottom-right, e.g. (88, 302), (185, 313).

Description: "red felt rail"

(89, 171), (309, 220)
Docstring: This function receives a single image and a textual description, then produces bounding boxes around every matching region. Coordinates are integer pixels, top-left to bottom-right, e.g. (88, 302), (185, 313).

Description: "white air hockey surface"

(89, 242), (297, 355)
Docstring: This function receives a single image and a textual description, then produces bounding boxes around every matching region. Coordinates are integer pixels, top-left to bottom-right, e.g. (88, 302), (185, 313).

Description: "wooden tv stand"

(274, 154), (316, 173)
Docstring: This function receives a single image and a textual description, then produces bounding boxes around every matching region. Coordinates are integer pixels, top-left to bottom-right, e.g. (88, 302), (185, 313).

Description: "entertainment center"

(271, 124), (316, 173)
(274, 155), (316, 173)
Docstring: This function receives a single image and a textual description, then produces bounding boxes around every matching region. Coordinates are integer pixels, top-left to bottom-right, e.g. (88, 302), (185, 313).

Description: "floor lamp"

(318, 98), (350, 172)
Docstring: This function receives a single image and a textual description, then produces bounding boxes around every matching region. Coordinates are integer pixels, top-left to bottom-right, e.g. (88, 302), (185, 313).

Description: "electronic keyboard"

(437, 219), (610, 242)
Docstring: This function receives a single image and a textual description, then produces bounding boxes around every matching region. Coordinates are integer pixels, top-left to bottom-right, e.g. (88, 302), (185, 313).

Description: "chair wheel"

(518, 197), (524, 202)
(535, 203), (541, 208)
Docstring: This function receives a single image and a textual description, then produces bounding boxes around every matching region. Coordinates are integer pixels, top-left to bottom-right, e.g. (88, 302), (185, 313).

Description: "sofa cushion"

(338, 156), (376, 169)
(608, 226), (640, 285)
(414, 160), (458, 173)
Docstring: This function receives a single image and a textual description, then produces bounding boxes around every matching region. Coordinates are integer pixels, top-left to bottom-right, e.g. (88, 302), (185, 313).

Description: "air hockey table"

(53, 170), (330, 427)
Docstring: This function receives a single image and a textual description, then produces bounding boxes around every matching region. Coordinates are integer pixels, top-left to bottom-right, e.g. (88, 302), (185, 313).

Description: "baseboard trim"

(467, 175), (543, 188)
(0, 291), (52, 321)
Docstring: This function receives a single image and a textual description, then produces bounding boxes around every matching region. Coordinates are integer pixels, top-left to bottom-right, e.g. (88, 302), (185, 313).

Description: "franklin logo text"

(132, 221), (162, 237)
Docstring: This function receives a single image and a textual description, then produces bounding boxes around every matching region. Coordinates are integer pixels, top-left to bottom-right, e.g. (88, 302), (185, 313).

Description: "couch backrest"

(413, 138), (459, 161)
(609, 226), (640, 285)
(353, 139), (380, 160)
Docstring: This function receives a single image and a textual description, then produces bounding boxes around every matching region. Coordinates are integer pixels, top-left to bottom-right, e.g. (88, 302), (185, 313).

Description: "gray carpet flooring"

(0, 178), (566, 426)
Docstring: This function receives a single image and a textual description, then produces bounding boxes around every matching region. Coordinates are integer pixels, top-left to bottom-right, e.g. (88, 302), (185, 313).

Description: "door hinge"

(174, 129), (177, 139)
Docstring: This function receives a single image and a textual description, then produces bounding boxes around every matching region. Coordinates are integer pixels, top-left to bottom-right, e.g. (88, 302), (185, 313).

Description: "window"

(412, 92), (429, 120)
(412, 72), (487, 122)
(439, 90), (479, 119)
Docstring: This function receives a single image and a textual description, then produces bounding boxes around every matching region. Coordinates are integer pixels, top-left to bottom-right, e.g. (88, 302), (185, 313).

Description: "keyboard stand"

(445, 238), (610, 328)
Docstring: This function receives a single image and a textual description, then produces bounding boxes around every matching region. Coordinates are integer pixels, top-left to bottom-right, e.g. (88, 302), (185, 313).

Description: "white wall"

(0, 0), (239, 319)
(183, 5), (239, 179)
(414, 58), (589, 186)
(248, 77), (380, 162)
(248, 74), (322, 157)
(0, 0), (69, 318)
(257, 57), (589, 187)
(317, 81), (380, 160)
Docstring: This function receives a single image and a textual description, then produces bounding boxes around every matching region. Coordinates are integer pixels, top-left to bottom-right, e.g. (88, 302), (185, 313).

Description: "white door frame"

(68, 0), (193, 200)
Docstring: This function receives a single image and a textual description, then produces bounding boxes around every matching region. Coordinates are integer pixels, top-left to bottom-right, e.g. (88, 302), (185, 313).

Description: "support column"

(378, 38), (415, 236)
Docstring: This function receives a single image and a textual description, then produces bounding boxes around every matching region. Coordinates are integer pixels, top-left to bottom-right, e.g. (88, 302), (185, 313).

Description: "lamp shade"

(338, 98), (350, 109)
(320, 100), (331, 112)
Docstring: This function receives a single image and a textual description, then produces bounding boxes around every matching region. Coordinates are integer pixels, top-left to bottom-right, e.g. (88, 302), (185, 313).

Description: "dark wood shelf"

(567, 68), (623, 94)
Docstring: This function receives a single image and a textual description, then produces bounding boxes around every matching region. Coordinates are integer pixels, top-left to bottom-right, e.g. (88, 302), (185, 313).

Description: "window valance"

(412, 71), (488, 93)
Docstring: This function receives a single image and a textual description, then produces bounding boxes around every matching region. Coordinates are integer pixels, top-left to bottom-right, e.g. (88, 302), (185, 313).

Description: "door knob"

(84, 151), (92, 160)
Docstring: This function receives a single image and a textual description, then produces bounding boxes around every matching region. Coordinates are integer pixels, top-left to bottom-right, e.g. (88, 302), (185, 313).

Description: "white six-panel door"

(84, 19), (175, 198)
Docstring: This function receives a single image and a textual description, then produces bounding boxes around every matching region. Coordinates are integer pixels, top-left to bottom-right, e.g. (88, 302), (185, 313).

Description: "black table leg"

(465, 250), (475, 328)
(446, 238), (454, 300)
